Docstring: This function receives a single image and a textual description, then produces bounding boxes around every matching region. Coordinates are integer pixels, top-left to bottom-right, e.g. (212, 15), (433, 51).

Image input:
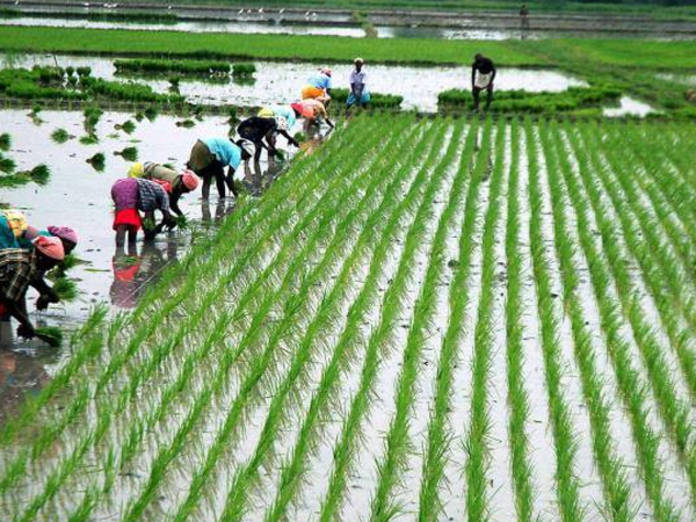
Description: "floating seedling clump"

(114, 147), (138, 161)
(0, 133), (10, 151)
(51, 128), (70, 144)
(86, 152), (105, 171)
(114, 120), (136, 134)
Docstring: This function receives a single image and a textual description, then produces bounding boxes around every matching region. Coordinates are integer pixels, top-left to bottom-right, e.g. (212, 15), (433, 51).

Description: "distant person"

(186, 137), (254, 200)
(0, 236), (64, 340)
(238, 106), (301, 162)
(128, 162), (199, 218)
(111, 177), (175, 247)
(291, 99), (335, 134)
(520, 4), (530, 31)
(471, 53), (496, 111)
(347, 57), (371, 109)
(301, 67), (332, 104)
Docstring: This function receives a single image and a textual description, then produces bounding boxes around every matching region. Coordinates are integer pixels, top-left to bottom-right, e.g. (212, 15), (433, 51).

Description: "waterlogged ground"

(0, 107), (301, 332)
(0, 53), (587, 112)
(1, 114), (696, 521)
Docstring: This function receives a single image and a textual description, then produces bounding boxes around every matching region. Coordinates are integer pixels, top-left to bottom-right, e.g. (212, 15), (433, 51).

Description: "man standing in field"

(520, 4), (530, 32)
(471, 53), (496, 112)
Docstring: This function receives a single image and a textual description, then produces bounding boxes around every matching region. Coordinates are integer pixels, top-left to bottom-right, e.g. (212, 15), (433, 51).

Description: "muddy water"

(0, 54), (587, 113)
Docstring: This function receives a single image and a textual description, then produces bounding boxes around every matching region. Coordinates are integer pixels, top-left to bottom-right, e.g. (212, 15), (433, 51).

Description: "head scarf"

(321, 67), (332, 77)
(152, 178), (172, 194)
(33, 235), (65, 260)
(354, 57), (364, 64)
(47, 225), (78, 245)
(128, 162), (144, 178)
(181, 170), (200, 191)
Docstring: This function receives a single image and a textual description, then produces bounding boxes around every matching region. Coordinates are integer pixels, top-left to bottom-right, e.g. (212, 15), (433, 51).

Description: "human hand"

(17, 323), (35, 339)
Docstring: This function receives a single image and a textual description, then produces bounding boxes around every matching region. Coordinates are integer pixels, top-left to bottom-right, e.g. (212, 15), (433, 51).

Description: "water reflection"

(0, 323), (51, 426)
(201, 198), (236, 223)
(110, 239), (179, 309)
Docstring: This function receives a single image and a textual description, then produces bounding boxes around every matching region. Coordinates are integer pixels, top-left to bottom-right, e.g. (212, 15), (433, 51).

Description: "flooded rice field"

(0, 107), (297, 330)
(2, 113), (696, 520)
(0, 53), (588, 112)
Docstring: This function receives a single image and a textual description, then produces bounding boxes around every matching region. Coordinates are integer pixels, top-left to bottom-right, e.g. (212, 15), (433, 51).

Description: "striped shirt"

(0, 248), (36, 302)
(136, 178), (170, 213)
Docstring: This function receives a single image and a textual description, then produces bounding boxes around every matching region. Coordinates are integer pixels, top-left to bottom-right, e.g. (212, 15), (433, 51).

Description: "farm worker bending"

(186, 138), (253, 200)
(301, 67), (332, 103)
(238, 106), (301, 162)
(111, 177), (175, 247)
(291, 100), (335, 134)
(347, 57), (371, 108)
(0, 236), (64, 340)
(128, 162), (199, 217)
(471, 53), (496, 111)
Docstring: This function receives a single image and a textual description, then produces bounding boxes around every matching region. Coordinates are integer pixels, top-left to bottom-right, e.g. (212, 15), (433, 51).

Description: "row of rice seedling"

(557, 120), (692, 518)
(217, 119), (453, 522)
(417, 116), (481, 521)
(367, 118), (467, 520)
(118, 118), (433, 521)
(538, 119), (636, 520)
(0, 117), (378, 509)
(318, 121), (476, 521)
(173, 118), (441, 522)
(572, 123), (696, 503)
(524, 117), (585, 522)
(16, 116), (401, 518)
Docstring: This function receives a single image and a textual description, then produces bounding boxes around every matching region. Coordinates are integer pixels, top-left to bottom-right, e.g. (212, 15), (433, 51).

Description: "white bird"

(82, 2), (89, 6)
(279, 8), (285, 13)
(167, 4), (171, 9)
(238, 8), (243, 14)
(311, 11), (317, 17)
(258, 8), (263, 13)
(305, 10), (310, 16)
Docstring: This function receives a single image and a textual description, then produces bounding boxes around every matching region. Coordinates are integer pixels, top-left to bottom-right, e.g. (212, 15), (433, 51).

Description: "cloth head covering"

(1, 209), (28, 239)
(354, 57), (364, 64)
(152, 178), (172, 194)
(128, 162), (144, 178)
(321, 67), (332, 77)
(47, 225), (78, 245)
(33, 235), (65, 260)
(181, 170), (200, 191)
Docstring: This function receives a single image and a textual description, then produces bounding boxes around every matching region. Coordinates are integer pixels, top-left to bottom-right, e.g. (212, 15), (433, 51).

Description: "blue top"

(203, 137), (242, 169)
(272, 105), (297, 129)
(307, 73), (332, 90)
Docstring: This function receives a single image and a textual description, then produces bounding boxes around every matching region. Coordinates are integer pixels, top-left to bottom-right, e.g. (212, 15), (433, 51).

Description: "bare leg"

(115, 225), (127, 247)
(472, 87), (481, 111)
(202, 173), (212, 200)
(485, 86), (493, 110)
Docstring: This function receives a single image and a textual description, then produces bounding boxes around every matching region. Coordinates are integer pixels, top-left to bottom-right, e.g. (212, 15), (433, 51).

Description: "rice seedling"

(79, 134), (98, 145)
(114, 120), (136, 134)
(0, 132), (10, 151)
(52, 276), (78, 302)
(86, 152), (105, 171)
(175, 119), (196, 128)
(50, 128), (70, 144)
(114, 146), (138, 161)
(34, 326), (63, 348)
(0, 154), (15, 173)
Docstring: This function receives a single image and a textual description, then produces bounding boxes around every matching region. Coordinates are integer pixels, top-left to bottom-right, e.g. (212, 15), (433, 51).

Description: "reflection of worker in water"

(0, 345), (50, 425)
(520, 4), (530, 31)
(110, 240), (178, 308)
(0, 237), (65, 340)
(471, 53), (496, 111)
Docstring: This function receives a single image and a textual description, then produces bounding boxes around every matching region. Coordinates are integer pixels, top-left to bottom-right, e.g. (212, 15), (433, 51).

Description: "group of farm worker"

(0, 210), (78, 340)
(110, 57), (371, 247)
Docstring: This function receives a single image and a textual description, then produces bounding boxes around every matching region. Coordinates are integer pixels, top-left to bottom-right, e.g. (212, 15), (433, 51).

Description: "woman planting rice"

(292, 99), (335, 135)
(186, 137), (253, 200)
(0, 236), (64, 340)
(238, 105), (301, 162)
(111, 177), (175, 247)
(301, 67), (332, 104)
(128, 162), (199, 217)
